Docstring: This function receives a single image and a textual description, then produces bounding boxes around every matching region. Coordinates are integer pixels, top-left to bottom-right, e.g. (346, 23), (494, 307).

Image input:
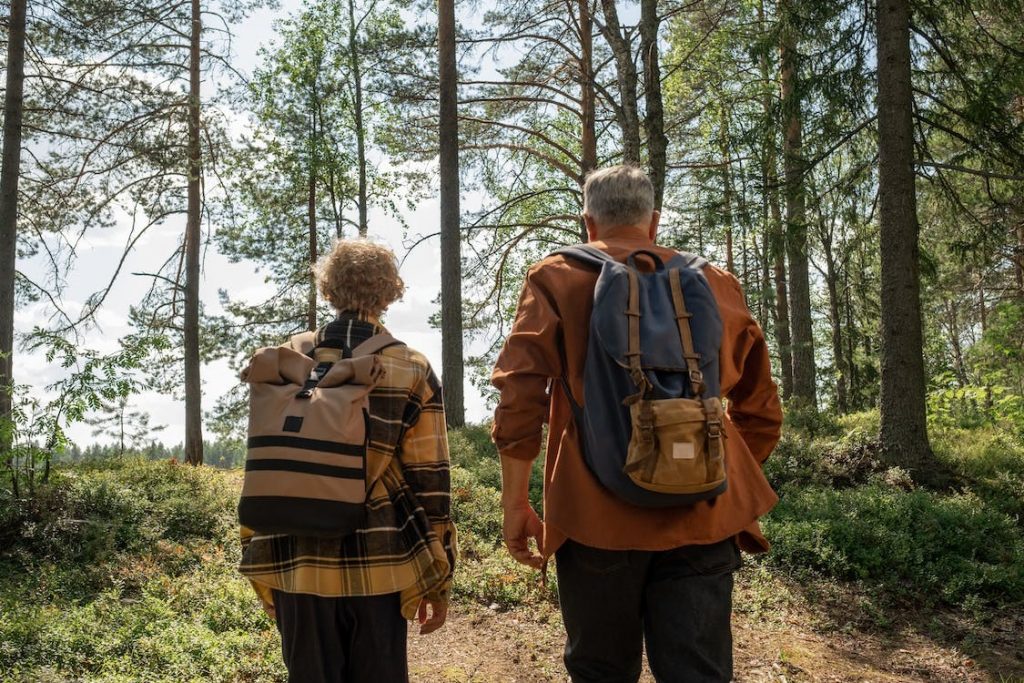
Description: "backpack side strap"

(351, 333), (404, 357)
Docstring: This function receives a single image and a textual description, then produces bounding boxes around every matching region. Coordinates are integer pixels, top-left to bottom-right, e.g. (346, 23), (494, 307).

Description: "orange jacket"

(491, 228), (783, 556)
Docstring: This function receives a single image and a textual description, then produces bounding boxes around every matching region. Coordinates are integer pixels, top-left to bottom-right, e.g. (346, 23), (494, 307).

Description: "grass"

(1, 415), (1022, 680)
(0, 460), (283, 682)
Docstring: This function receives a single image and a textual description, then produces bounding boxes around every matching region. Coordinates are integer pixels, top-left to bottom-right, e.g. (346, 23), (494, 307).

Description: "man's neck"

(593, 225), (653, 243)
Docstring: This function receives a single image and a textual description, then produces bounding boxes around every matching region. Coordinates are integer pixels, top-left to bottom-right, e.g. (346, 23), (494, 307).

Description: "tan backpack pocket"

(624, 397), (726, 495)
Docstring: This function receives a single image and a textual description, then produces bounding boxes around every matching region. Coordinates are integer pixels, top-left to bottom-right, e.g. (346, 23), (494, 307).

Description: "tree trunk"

(877, 0), (932, 470)
(780, 10), (816, 409)
(844, 272), (859, 407)
(720, 111), (735, 274)
(438, 0), (464, 427)
(943, 300), (968, 386)
(768, 164), (793, 400)
(639, 0), (666, 210)
(308, 163), (318, 331)
(598, 0), (641, 164)
(578, 0), (597, 242)
(183, 0), (204, 466)
(0, 0), (26, 459)
(1015, 218), (1024, 295)
(823, 244), (848, 413)
(758, 0), (792, 399)
(118, 404), (126, 457)
(349, 0), (368, 236)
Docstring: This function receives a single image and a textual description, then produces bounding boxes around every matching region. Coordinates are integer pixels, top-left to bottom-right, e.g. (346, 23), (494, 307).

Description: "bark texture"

(0, 0), (27, 457)
(780, 11), (816, 408)
(308, 163), (318, 332)
(348, 0), (368, 236)
(876, 0), (933, 470)
(184, 0), (204, 465)
(598, 0), (641, 164)
(758, 0), (793, 399)
(578, 0), (597, 242)
(639, 0), (667, 209)
(438, 0), (465, 426)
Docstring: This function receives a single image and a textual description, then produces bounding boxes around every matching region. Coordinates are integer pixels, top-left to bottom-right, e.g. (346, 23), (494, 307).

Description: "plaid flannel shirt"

(239, 313), (457, 619)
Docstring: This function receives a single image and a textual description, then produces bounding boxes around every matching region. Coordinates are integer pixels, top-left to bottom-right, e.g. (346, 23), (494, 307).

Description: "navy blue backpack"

(554, 245), (727, 507)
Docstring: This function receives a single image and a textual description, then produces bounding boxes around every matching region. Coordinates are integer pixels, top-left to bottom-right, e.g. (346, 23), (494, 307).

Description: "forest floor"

(409, 575), (1024, 683)
(4, 421), (1024, 683)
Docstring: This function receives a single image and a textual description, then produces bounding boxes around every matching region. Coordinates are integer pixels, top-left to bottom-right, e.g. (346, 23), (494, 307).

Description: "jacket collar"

(334, 310), (385, 328)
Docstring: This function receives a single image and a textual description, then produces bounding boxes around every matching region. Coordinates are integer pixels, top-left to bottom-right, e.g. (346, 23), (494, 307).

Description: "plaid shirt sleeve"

(397, 365), (457, 602)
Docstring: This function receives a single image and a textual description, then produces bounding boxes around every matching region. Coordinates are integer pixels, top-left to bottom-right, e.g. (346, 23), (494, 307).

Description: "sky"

(15, 0), (494, 448)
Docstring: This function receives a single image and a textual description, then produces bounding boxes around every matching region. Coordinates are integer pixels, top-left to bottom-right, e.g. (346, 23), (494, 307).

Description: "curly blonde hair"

(315, 239), (405, 317)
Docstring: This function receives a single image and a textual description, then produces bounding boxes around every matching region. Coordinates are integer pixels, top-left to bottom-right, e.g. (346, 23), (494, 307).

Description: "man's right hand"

(502, 503), (544, 569)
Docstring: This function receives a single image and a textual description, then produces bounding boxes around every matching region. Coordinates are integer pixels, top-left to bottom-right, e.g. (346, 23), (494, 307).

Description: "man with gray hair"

(491, 165), (782, 682)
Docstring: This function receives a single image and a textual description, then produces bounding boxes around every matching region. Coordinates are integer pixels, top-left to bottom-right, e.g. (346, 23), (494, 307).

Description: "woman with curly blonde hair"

(239, 239), (457, 683)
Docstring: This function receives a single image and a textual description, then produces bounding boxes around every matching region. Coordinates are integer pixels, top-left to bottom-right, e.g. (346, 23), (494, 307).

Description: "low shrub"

(762, 484), (1024, 605)
(453, 550), (556, 608)
(448, 423), (544, 510)
(764, 411), (888, 491)
(931, 425), (1024, 520)
(450, 466), (504, 558)
(0, 459), (237, 597)
(448, 427), (556, 608)
(0, 553), (283, 683)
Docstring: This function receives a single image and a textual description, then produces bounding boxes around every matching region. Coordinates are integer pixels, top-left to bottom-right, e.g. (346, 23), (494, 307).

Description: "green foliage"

(0, 556), (284, 682)
(451, 546), (555, 609)
(0, 459), (281, 682)
(762, 485), (1024, 605)
(3, 423), (1023, 681)
(4, 331), (169, 495)
(0, 460), (236, 597)
(931, 425), (1024, 521)
(765, 411), (887, 491)
(448, 423), (544, 511)
(447, 426), (554, 608)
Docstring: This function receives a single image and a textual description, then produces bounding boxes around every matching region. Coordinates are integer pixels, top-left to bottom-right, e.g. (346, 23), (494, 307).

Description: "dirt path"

(408, 575), (1024, 683)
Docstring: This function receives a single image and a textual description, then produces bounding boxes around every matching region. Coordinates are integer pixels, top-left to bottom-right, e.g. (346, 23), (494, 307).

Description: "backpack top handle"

(625, 249), (667, 272)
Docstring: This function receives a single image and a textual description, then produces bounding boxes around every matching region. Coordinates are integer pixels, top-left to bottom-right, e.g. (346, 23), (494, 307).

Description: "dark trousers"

(555, 537), (741, 683)
(272, 590), (408, 683)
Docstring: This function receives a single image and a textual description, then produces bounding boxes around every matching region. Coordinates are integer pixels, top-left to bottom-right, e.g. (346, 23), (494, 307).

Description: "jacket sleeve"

(398, 365), (457, 603)
(720, 276), (784, 465)
(490, 264), (563, 461)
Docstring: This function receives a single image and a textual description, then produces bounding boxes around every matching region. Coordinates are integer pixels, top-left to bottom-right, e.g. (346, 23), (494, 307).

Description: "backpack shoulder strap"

(668, 268), (707, 397)
(552, 244), (616, 269)
(351, 333), (404, 357)
(289, 331), (318, 356)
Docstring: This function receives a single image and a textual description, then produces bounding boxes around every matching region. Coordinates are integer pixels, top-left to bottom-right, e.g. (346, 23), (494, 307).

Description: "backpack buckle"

(706, 418), (722, 439)
(689, 369), (704, 384)
(297, 363), (332, 399)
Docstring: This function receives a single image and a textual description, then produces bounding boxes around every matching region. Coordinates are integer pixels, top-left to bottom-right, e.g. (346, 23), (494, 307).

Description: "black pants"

(272, 590), (408, 683)
(555, 537), (741, 683)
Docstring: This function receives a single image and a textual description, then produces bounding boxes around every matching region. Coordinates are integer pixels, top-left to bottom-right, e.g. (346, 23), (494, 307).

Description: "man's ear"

(584, 213), (600, 242)
(648, 210), (661, 241)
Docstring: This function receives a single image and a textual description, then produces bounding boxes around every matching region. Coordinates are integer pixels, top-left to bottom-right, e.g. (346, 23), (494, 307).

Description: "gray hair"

(582, 165), (655, 228)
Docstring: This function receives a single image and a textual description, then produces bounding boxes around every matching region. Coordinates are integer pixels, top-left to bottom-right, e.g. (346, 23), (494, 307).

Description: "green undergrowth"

(1, 418), (1022, 680)
(761, 410), (1024, 606)
(448, 424), (554, 607)
(0, 460), (283, 682)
